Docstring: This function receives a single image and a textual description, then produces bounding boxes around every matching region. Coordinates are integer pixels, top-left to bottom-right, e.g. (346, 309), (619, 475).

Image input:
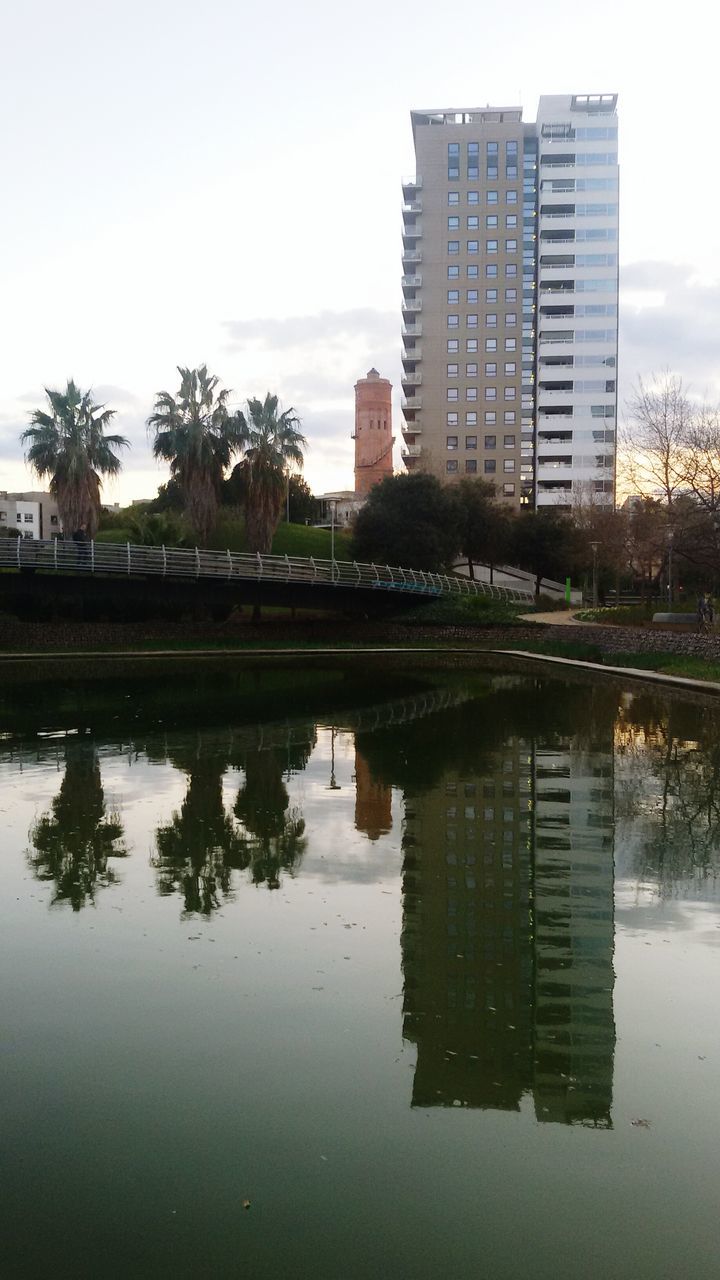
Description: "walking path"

(519, 609), (590, 626)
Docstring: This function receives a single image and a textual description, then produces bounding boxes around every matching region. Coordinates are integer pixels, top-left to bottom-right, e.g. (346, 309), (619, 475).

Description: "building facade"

(0, 491), (62, 539)
(354, 368), (394, 497)
(401, 94), (618, 509)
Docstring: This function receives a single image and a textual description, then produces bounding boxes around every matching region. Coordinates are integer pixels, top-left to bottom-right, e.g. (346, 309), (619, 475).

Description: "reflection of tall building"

(401, 730), (616, 1125)
(354, 749), (392, 841)
(533, 744), (615, 1127)
(402, 739), (534, 1109)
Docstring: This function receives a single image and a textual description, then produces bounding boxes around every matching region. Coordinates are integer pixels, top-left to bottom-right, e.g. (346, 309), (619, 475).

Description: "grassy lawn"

(501, 638), (720, 684)
(96, 520), (353, 561)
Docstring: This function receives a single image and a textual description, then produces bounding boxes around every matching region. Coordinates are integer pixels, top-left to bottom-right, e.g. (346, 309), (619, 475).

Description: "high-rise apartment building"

(401, 94), (618, 509)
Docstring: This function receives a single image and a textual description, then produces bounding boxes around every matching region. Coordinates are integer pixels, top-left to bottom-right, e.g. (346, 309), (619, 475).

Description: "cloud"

(619, 260), (720, 399)
(223, 308), (397, 351)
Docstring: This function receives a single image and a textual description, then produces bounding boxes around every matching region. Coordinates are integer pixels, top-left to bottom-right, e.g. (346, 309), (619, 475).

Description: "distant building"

(0, 490), (61, 539)
(316, 491), (364, 529)
(354, 368), (394, 496)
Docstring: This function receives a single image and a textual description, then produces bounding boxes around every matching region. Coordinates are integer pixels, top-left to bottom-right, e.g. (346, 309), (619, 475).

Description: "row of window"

(448, 387), (519, 401)
(448, 335), (519, 352)
(448, 356), (517, 377)
(450, 166), (518, 180)
(446, 275), (519, 301)
(448, 338), (525, 353)
(541, 124), (617, 141)
(448, 190), (519, 207)
(448, 261), (520, 280)
(446, 459), (517, 489)
(447, 317), (519, 335)
(449, 215), (520, 231)
(447, 239), (520, 254)
(542, 177), (618, 192)
(447, 310), (518, 330)
(448, 434), (517, 448)
(448, 413), (519, 427)
(448, 226), (520, 250)
(448, 141), (519, 156)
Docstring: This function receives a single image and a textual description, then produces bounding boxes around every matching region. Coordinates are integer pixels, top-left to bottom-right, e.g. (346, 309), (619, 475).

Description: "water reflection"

(13, 667), (720, 1129)
(27, 736), (127, 910)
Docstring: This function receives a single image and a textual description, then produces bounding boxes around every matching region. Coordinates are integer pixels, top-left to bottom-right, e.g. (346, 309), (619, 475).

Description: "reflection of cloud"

(620, 260), (720, 397)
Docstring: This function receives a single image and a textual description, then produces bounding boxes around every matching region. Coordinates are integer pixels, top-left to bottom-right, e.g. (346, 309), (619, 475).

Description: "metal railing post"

(16, 536), (21, 569)
(227, 549), (232, 580)
(91, 540), (95, 573)
(195, 546), (200, 578)
(162, 545), (167, 577)
(256, 553), (263, 578)
(127, 542), (131, 575)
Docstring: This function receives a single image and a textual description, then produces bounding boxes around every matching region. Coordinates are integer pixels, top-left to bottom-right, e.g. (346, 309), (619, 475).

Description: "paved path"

(519, 610), (590, 626)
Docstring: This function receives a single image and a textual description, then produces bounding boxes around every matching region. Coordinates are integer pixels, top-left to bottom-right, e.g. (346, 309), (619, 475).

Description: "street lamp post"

(330, 499), (337, 580)
(590, 541), (600, 608)
(667, 529), (674, 605)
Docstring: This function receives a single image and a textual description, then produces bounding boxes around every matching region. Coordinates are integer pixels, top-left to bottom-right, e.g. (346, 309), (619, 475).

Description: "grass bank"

(501, 637), (720, 683)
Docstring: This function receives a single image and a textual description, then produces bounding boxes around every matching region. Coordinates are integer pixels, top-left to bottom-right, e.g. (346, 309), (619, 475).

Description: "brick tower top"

(354, 369), (394, 497)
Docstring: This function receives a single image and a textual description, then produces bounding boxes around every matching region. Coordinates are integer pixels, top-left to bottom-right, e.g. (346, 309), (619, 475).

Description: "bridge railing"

(0, 538), (534, 602)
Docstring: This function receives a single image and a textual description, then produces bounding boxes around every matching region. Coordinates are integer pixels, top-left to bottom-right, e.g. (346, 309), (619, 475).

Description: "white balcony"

(402, 221), (422, 239)
(402, 299), (422, 314)
(402, 248), (422, 264)
(402, 371), (422, 386)
(402, 175), (422, 195)
(402, 396), (422, 411)
(402, 323), (422, 337)
(401, 274), (422, 288)
(403, 200), (422, 215)
(402, 443), (422, 458)
(402, 345), (422, 363)
(401, 422), (422, 436)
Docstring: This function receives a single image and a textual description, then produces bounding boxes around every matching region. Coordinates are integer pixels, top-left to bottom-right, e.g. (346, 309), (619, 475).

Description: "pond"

(2, 659), (720, 1279)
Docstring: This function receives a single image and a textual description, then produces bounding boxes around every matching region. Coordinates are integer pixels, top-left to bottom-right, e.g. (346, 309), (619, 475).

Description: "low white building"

(0, 491), (62, 539)
(316, 490), (365, 529)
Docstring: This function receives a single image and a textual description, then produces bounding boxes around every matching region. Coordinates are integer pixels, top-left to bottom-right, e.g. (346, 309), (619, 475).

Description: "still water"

(2, 659), (720, 1279)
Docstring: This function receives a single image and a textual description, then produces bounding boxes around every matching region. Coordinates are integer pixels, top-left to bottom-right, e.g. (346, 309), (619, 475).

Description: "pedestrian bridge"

(0, 538), (534, 605)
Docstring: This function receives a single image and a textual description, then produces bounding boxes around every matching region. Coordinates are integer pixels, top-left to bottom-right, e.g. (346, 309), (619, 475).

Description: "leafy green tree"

(22, 379), (128, 537)
(452, 478), (512, 581)
(288, 474), (318, 525)
(147, 365), (246, 545)
(237, 394), (307, 554)
(350, 473), (460, 572)
(510, 509), (579, 598)
(27, 739), (126, 910)
(233, 747), (307, 889)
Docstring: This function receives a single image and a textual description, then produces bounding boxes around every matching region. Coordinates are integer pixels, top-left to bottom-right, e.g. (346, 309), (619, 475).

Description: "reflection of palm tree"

(154, 748), (246, 915)
(28, 739), (126, 910)
(233, 748), (307, 889)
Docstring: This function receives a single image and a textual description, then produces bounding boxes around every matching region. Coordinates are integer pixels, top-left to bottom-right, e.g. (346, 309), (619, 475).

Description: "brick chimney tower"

(354, 368), (394, 497)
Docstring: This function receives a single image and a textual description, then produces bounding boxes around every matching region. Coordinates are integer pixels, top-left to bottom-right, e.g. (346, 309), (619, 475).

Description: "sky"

(1, 0), (718, 506)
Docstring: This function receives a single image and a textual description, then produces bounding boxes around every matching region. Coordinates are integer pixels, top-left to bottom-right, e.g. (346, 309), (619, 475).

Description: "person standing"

(72, 523), (90, 569)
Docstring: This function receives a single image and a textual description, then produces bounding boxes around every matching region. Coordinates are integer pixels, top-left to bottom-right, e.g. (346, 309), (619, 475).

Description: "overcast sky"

(1, 0), (717, 505)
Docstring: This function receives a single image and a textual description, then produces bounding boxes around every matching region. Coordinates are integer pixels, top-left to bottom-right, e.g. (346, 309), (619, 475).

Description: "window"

(467, 264), (479, 278)
(485, 387), (497, 401)
(467, 289), (478, 303)
(505, 239), (517, 252)
(487, 239), (498, 253)
(505, 335), (516, 349)
(447, 314), (459, 328)
(466, 434), (477, 448)
(505, 288), (517, 301)
(448, 240), (459, 254)
(466, 362), (478, 376)
(448, 142), (460, 180)
(484, 459), (497, 473)
(485, 289), (498, 302)
(504, 386), (516, 400)
(487, 165), (498, 179)
(465, 458), (478, 473)
(466, 413), (477, 426)
(487, 141), (498, 155)
(503, 482), (516, 496)
(504, 362), (516, 375)
(486, 264), (498, 277)
(446, 435), (458, 450)
(468, 166), (479, 180)
(485, 338), (497, 351)
(467, 313), (478, 327)
(484, 415), (496, 427)
(506, 190), (518, 203)
(446, 459), (459, 473)
(505, 314), (517, 327)
(24, 514), (33, 523)
(506, 214), (517, 228)
(448, 143), (460, 155)
(467, 240), (479, 253)
(448, 191), (460, 205)
(503, 415), (516, 427)
(506, 165), (518, 179)
(467, 215), (479, 229)
(486, 313), (497, 326)
(505, 263), (517, 277)
(487, 190), (498, 204)
(448, 216), (459, 229)
(485, 362), (497, 376)
(447, 363), (458, 376)
(466, 387), (477, 401)
(468, 190), (479, 204)
(0, 512), (6, 522)
(504, 432), (516, 445)
(503, 459), (516, 473)
(466, 338), (478, 352)
(447, 412), (458, 426)
(448, 166), (459, 180)
(486, 214), (498, 228)
(16, 513), (21, 522)
(447, 387), (459, 400)
(447, 289), (459, 303)
(506, 140), (518, 155)
(447, 339), (459, 352)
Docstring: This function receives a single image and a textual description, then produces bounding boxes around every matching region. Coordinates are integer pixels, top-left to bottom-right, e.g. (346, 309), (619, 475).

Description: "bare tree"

(621, 373), (693, 506)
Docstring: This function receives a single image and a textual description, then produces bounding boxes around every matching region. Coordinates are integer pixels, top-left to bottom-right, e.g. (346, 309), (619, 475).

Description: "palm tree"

(21, 380), (128, 537)
(147, 365), (246, 545)
(240, 394), (307, 554)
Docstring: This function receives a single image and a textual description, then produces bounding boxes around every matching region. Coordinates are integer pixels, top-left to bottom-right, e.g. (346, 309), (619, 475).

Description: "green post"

(565, 576), (571, 605)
